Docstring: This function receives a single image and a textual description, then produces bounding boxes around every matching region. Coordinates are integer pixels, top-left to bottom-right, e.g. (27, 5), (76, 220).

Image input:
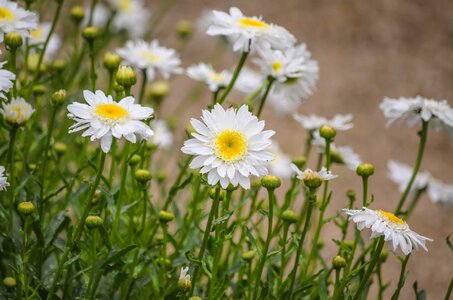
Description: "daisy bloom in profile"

(148, 119), (173, 150)
(1, 97), (34, 126)
(343, 207), (432, 255)
(427, 178), (453, 207)
(67, 90), (154, 153)
(29, 22), (61, 60)
(267, 142), (292, 179)
(291, 164), (337, 188)
(178, 267), (192, 291)
(387, 160), (431, 193)
(380, 96), (453, 132)
(108, 0), (150, 38)
(0, 166), (9, 191)
(0, 61), (15, 98)
(207, 7), (295, 52)
(0, 0), (37, 41)
(117, 40), (182, 81)
(181, 104), (275, 189)
(186, 63), (232, 92)
(293, 113), (354, 131)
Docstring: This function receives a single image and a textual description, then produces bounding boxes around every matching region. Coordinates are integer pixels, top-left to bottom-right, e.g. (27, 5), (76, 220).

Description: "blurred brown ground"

(146, 0), (453, 298)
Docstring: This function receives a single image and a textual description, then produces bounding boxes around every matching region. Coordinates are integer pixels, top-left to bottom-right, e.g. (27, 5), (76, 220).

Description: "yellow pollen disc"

(0, 7), (14, 20)
(215, 130), (247, 162)
(141, 51), (159, 63)
(271, 61), (283, 72)
(239, 18), (268, 28)
(211, 73), (223, 82)
(95, 103), (128, 120)
(30, 26), (43, 39)
(378, 210), (405, 225)
(118, 0), (132, 11)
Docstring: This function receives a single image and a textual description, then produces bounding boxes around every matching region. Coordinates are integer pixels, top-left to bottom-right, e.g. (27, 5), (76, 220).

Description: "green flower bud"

(85, 215), (103, 229)
(5, 32), (23, 49)
(261, 175), (281, 190)
(346, 189), (356, 199)
(103, 52), (121, 71)
(51, 58), (67, 72)
(159, 210), (175, 223)
(128, 154), (141, 166)
(342, 240), (354, 250)
(208, 188), (225, 201)
(32, 85), (47, 96)
(379, 249), (389, 262)
(303, 176), (322, 190)
(356, 163), (375, 178)
(3, 277), (16, 287)
(281, 210), (298, 223)
(154, 233), (164, 243)
(113, 81), (125, 93)
(156, 172), (167, 182)
(149, 80), (170, 103)
(51, 89), (66, 106)
(27, 52), (47, 73)
(292, 156), (307, 169)
(176, 20), (193, 39)
(189, 297), (202, 300)
(53, 142), (67, 156)
(242, 250), (256, 262)
(134, 169), (151, 183)
(116, 66), (137, 87)
(319, 125), (336, 140)
(28, 163), (37, 171)
(18, 201), (35, 216)
(70, 6), (85, 23)
(82, 26), (99, 41)
(333, 256), (346, 270)
(330, 151), (344, 165)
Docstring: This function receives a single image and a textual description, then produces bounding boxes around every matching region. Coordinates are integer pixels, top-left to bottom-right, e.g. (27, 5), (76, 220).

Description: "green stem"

(394, 121), (429, 215)
(22, 218), (29, 299)
(332, 268), (341, 300)
(7, 127), (17, 233)
(9, 48), (17, 97)
(278, 223), (290, 290)
(405, 188), (425, 218)
(303, 130), (314, 160)
(87, 0), (97, 26)
(113, 142), (130, 235)
(352, 237), (385, 300)
(163, 157), (190, 210)
(445, 277), (453, 300)
(88, 42), (97, 90)
(141, 188), (149, 232)
(256, 78), (275, 117)
(390, 255), (410, 300)
(138, 69), (147, 104)
(85, 230), (98, 298)
(243, 81), (267, 105)
(217, 51), (249, 104)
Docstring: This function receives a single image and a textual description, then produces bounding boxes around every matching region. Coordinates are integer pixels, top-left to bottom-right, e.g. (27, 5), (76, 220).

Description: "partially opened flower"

(291, 164), (337, 188)
(343, 207), (432, 255)
(206, 7), (295, 52)
(0, 0), (38, 41)
(181, 104), (274, 189)
(380, 96), (453, 133)
(0, 166), (9, 191)
(117, 40), (182, 81)
(0, 61), (15, 98)
(267, 142), (292, 179)
(387, 160), (431, 193)
(148, 119), (173, 150)
(108, 0), (150, 38)
(1, 97), (34, 126)
(67, 90), (154, 153)
(178, 267), (192, 291)
(186, 63), (232, 92)
(294, 113), (354, 131)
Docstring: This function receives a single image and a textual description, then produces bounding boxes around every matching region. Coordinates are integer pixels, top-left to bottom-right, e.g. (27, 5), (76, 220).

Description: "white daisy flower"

(0, 0), (38, 42)
(67, 90), (154, 153)
(117, 40), (182, 81)
(178, 266), (191, 289)
(293, 113), (354, 131)
(267, 142), (292, 179)
(0, 165), (9, 191)
(196, 10), (215, 34)
(427, 178), (453, 205)
(330, 145), (362, 171)
(1, 97), (34, 126)
(291, 164), (337, 182)
(380, 96), (453, 133)
(186, 63), (232, 92)
(29, 22), (61, 61)
(343, 207), (432, 255)
(84, 4), (110, 28)
(387, 160), (431, 193)
(148, 119), (173, 150)
(206, 7), (295, 52)
(108, 0), (150, 39)
(181, 104), (275, 189)
(0, 61), (15, 99)
(235, 67), (265, 94)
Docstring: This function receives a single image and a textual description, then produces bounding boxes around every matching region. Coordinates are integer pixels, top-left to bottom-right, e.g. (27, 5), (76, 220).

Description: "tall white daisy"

(206, 7), (295, 52)
(29, 22), (61, 61)
(293, 113), (354, 131)
(267, 142), (292, 179)
(117, 40), (182, 81)
(67, 90), (154, 153)
(108, 0), (150, 39)
(181, 104), (275, 189)
(343, 207), (432, 255)
(380, 96), (453, 133)
(186, 63), (232, 92)
(0, 61), (15, 99)
(0, 165), (9, 191)
(1, 97), (34, 126)
(387, 160), (431, 193)
(148, 119), (173, 150)
(0, 0), (37, 41)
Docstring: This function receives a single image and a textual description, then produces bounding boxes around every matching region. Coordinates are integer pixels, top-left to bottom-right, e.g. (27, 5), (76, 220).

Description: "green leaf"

(101, 245), (137, 269)
(212, 211), (233, 227)
(44, 211), (70, 248)
(243, 225), (262, 258)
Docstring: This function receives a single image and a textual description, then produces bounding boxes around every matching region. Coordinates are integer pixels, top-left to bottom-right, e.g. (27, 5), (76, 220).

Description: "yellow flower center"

(211, 73), (223, 82)
(0, 7), (14, 20)
(118, 0), (132, 11)
(95, 103), (128, 120)
(30, 26), (43, 39)
(141, 51), (159, 63)
(239, 18), (268, 28)
(271, 61), (283, 73)
(215, 130), (247, 162)
(378, 210), (405, 225)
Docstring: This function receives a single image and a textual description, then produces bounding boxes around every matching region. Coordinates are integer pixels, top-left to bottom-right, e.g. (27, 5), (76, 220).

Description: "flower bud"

(85, 215), (103, 229)
(356, 163), (375, 178)
(51, 58), (67, 73)
(154, 233), (164, 243)
(178, 277), (192, 292)
(27, 53), (47, 73)
(241, 250), (256, 262)
(208, 188), (225, 201)
(5, 32), (23, 49)
(128, 154), (141, 166)
(3, 277), (16, 287)
(82, 26), (99, 41)
(53, 142), (67, 156)
(18, 201), (35, 216)
(333, 255), (346, 270)
(341, 240), (354, 250)
(330, 151), (343, 165)
(149, 80), (170, 103)
(303, 176), (322, 190)
(156, 172), (167, 182)
(28, 163), (37, 171)
(319, 125), (336, 140)
(261, 175), (281, 190)
(176, 20), (193, 39)
(103, 52), (121, 71)
(292, 156), (307, 169)
(134, 169), (151, 183)
(51, 89), (66, 106)
(379, 249), (389, 262)
(159, 210), (175, 223)
(116, 66), (136, 87)
(189, 297), (202, 300)
(32, 85), (47, 96)
(92, 190), (101, 204)
(281, 210), (298, 223)
(113, 81), (125, 93)
(70, 6), (85, 23)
